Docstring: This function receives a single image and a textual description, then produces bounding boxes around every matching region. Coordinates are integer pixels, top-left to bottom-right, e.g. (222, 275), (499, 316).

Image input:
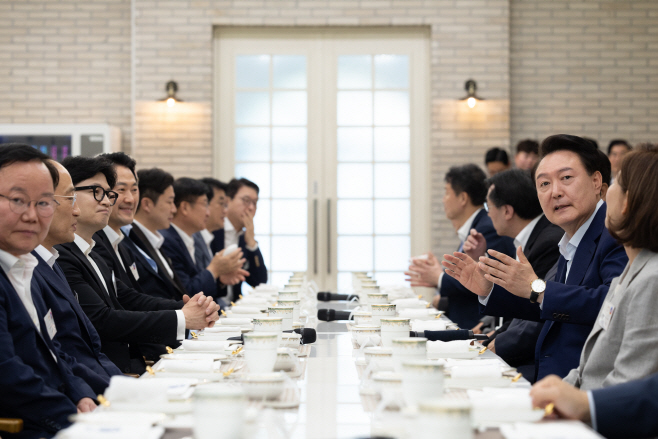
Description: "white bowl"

(241, 373), (286, 400)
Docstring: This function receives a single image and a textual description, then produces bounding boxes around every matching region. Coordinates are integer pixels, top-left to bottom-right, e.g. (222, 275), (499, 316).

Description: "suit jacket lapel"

(565, 205), (607, 286)
(525, 215), (549, 255)
(67, 243), (114, 308)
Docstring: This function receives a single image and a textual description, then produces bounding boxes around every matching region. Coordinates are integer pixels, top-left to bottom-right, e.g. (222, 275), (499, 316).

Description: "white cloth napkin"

(379, 285), (417, 301)
(219, 318), (252, 326)
(411, 319), (448, 332)
(158, 359), (214, 373)
(181, 339), (226, 352)
(500, 421), (602, 439)
(451, 364), (502, 379)
(56, 423), (165, 439)
(203, 325), (242, 333)
(426, 339), (474, 353)
(198, 331), (241, 340)
(230, 306), (265, 314)
(467, 388), (533, 410)
(397, 308), (435, 320)
(104, 376), (194, 403)
(392, 298), (428, 309)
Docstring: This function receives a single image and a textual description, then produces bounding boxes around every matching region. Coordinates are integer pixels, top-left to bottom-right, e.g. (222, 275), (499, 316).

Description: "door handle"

(327, 198), (331, 274)
(313, 199), (318, 275)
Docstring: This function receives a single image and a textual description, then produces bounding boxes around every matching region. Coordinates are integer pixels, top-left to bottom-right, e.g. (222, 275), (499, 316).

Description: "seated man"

(160, 178), (247, 300)
(461, 169), (563, 381)
(606, 139), (631, 183)
(0, 144), (96, 438)
(442, 134), (628, 381)
(513, 139), (539, 171)
(214, 178), (268, 301)
(406, 164), (516, 329)
(531, 373), (658, 439)
(54, 156), (219, 374)
(484, 147), (511, 176)
(33, 160), (121, 395)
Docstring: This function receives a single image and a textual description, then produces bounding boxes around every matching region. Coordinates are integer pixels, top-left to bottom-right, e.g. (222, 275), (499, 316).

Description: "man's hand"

(431, 294), (441, 309)
(530, 375), (591, 422)
(462, 228), (487, 261)
(477, 246), (539, 300)
(441, 252), (493, 296)
(207, 249), (247, 278)
(405, 252), (441, 288)
(242, 210), (257, 248)
(472, 321), (484, 334)
(220, 270), (249, 286)
(77, 397), (96, 413)
(487, 339), (496, 353)
(182, 292), (219, 329)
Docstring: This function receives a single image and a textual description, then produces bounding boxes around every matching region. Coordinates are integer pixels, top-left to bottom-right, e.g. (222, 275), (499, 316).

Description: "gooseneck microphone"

(317, 309), (354, 321)
(317, 292), (359, 302)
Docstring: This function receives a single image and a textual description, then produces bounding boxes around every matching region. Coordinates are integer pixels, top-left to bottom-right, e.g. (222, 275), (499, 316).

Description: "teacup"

(391, 337), (427, 372)
(240, 373), (286, 400)
(193, 384), (246, 439)
(416, 399), (472, 439)
(371, 304), (397, 326)
(367, 292), (389, 304)
(268, 306), (294, 331)
(278, 290), (300, 300)
(243, 332), (279, 373)
(401, 359), (444, 407)
(292, 321), (304, 330)
(351, 325), (382, 349)
(380, 317), (411, 348)
(279, 332), (302, 349)
(372, 371), (403, 401)
(274, 347), (298, 371)
(252, 317), (283, 343)
(352, 311), (373, 326)
(363, 346), (394, 371)
(276, 298), (301, 323)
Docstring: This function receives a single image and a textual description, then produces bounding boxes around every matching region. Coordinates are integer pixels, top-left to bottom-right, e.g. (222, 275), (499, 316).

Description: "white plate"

(473, 409), (544, 427)
(160, 353), (228, 361)
(70, 411), (167, 425)
(444, 376), (513, 389)
(108, 401), (192, 414)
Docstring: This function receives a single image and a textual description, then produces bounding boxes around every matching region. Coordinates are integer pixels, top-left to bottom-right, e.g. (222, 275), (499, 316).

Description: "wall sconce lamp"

(160, 81), (182, 107)
(461, 79), (484, 108)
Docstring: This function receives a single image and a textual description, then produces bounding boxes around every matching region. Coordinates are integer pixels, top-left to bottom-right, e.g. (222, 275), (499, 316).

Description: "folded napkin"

(203, 325), (242, 333)
(411, 319), (447, 332)
(380, 285), (416, 302)
(500, 421), (602, 439)
(467, 388), (533, 410)
(219, 318), (252, 326)
(451, 364), (502, 379)
(198, 331), (241, 341)
(181, 339), (226, 352)
(392, 298), (427, 309)
(158, 359), (214, 373)
(443, 358), (503, 369)
(426, 339), (474, 353)
(56, 423), (165, 439)
(104, 376), (194, 403)
(398, 308), (435, 320)
(230, 306), (265, 314)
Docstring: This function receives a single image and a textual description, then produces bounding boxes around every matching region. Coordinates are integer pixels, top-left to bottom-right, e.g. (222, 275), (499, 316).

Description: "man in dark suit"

(531, 373), (658, 439)
(160, 177), (247, 300)
(461, 169), (563, 381)
(218, 178), (269, 302)
(32, 160), (121, 395)
(406, 164), (516, 329)
(442, 135), (628, 381)
(54, 156), (220, 374)
(0, 144), (96, 437)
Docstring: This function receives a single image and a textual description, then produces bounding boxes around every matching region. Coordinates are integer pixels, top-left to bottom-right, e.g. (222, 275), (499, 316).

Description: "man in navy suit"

(531, 373), (658, 439)
(160, 177), (247, 300)
(216, 178), (269, 302)
(0, 144), (96, 438)
(460, 169), (563, 381)
(442, 135), (627, 381)
(32, 160), (121, 394)
(406, 164), (516, 329)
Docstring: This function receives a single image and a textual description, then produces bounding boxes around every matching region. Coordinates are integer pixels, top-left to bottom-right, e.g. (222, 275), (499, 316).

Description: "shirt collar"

(558, 199), (604, 261)
(34, 245), (59, 268)
(73, 233), (96, 257)
(457, 208), (483, 243)
(133, 220), (165, 250)
(224, 218), (243, 236)
(0, 248), (38, 274)
(171, 222), (195, 246)
(103, 225), (124, 249)
(200, 229), (215, 246)
(514, 215), (543, 252)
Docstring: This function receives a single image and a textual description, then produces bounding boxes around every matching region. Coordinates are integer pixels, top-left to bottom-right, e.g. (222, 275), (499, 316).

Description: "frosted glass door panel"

(272, 200), (307, 235)
(374, 54), (409, 88)
(337, 128), (372, 162)
(272, 128), (306, 162)
(235, 92), (269, 125)
(337, 55), (371, 89)
(337, 200), (373, 235)
(235, 163), (271, 198)
(236, 55), (269, 88)
(273, 55), (306, 88)
(337, 92), (372, 126)
(271, 236), (307, 272)
(374, 127), (409, 161)
(337, 164), (372, 198)
(235, 128), (270, 161)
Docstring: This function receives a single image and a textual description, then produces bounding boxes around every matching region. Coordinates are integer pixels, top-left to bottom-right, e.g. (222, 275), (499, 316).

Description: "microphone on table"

(317, 292), (359, 302)
(227, 328), (317, 345)
(317, 309), (353, 321)
(409, 329), (479, 341)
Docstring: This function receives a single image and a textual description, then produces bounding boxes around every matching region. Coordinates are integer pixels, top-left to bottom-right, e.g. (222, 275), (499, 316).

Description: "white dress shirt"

(437, 208), (483, 292)
(34, 245), (59, 269)
(133, 220), (174, 279)
(171, 223), (196, 264)
(73, 234), (109, 296)
(200, 229), (215, 256)
(0, 248), (42, 332)
(102, 225), (125, 270)
(557, 199), (604, 281)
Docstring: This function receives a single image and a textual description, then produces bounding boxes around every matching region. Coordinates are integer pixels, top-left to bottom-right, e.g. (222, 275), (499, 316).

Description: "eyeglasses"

(483, 202), (489, 212)
(54, 193), (77, 207)
(241, 196), (258, 208)
(0, 193), (58, 218)
(75, 185), (119, 206)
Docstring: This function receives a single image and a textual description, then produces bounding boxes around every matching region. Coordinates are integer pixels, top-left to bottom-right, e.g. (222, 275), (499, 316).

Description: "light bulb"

(166, 97), (175, 107)
(467, 97), (476, 108)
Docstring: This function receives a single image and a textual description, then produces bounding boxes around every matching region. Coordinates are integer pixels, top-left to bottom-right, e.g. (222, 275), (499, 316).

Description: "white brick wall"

(2, 0), (657, 257)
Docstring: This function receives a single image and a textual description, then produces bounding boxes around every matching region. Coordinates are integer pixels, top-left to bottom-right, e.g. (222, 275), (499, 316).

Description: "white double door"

(215, 28), (429, 291)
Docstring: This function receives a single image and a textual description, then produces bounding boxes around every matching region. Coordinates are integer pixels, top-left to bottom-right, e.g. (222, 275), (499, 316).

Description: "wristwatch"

(529, 278), (546, 303)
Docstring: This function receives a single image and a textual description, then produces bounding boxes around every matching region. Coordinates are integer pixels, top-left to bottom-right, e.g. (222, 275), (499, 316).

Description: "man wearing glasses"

(54, 156), (220, 374)
(0, 144), (96, 437)
(218, 178), (268, 301)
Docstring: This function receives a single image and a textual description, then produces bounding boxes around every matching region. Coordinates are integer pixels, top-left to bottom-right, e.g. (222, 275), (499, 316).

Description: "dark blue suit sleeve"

(592, 373), (658, 439)
(239, 235), (267, 287)
(493, 319), (543, 366)
(160, 237), (217, 297)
